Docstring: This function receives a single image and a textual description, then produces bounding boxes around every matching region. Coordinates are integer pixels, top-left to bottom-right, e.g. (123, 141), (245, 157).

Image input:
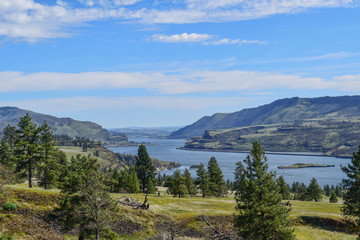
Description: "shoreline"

(177, 147), (350, 158)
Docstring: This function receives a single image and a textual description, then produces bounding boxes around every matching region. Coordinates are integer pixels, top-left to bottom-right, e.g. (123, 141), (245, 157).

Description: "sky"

(1, 0), (360, 128)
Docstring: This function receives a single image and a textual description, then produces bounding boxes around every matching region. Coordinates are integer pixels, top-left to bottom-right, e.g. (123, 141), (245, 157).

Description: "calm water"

(109, 138), (351, 187)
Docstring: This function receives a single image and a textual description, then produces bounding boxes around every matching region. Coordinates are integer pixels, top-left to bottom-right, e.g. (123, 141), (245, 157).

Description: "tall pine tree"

(195, 163), (209, 197)
(39, 121), (60, 189)
(15, 114), (41, 188)
(207, 157), (227, 197)
(135, 145), (156, 194)
(184, 168), (197, 196)
(234, 141), (294, 240)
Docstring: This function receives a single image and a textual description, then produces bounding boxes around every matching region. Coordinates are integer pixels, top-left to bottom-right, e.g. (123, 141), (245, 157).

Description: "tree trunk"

(96, 229), (99, 240)
(44, 168), (48, 190)
(28, 159), (32, 188)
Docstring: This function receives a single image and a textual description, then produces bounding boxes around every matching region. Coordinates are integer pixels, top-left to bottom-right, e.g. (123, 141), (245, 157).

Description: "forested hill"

(169, 95), (360, 139)
(0, 106), (128, 143)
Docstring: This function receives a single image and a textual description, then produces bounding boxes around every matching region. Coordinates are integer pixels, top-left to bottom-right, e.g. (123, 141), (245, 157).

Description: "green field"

(0, 184), (357, 240)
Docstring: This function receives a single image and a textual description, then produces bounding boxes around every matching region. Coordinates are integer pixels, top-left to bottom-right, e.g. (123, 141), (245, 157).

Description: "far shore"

(177, 147), (349, 158)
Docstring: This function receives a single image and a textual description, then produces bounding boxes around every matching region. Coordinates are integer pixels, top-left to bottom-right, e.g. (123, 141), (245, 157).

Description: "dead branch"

(118, 194), (149, 210)
(201, 215), (239, 240)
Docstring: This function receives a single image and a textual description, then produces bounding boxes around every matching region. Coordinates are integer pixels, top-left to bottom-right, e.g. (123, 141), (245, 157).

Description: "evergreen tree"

(207, 157), (227, 197)
(234, 141), (294, 240)
(323, 184), (331, 196)
(126, 166), (140, 193)
(296, 183), (308, 201)
(15, 114), (41, 188)
(330, 192), (338, 203)
(172, 169), (188, 198)
(195, 163), (209, 197)
(184, 168), (196, 196)
(59, 154), (99, 194)
(335, 185), (342, 197)
(341, 146), (360, 239)
(0, 125), (17, 170)
(135, 145), (156, 193)
(164, 175), (175, 195)
(57, 160), (115, 240)
(39, 121), (59, 189)
(277, 175), (291, 200)
(306, 178), (323, 202)
(110, 169), (122, 192)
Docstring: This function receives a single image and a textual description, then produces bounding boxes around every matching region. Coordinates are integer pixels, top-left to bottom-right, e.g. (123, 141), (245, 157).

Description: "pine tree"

(306, 178), (323, 202)
(59, 154), (99, 194)
(15, 114), (41, 188)
(277, 175), (291, 200)
(207, 157), (227, 197)
(195, 163), (209, 197)
(0, 125), (17, 169)
(341, 146), (360, 239)
(126, 166), (140, 193)
(323, 184), (331, 196)
(135, 145), (156, 193)
(335, 185), (342, 197)
(164, 175), (175, 195)
(183, 168), (196, 196)
(234, 141), (294, 240)
(58, 160), (115, 240)
(173, 169), (188, 198)
(39, 121), (59, 189)
(330, 192), (338, 203)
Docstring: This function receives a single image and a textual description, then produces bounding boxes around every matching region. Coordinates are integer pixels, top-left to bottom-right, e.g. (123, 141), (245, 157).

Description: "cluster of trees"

(0, 114), (67, 189)
(164, 168), (196, 197)
(162, 157), (227, 198)
(290, 178), (324, 202)
(54, 135), (101, 149)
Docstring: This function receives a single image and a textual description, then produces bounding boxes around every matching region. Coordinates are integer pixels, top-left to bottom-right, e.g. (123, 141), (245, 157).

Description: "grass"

(111, 192), (358, 240)
(1, 184), (358, 240)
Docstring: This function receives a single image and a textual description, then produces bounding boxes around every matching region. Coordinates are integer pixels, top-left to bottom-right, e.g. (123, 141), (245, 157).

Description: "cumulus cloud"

(0, 70), (359, 95)
(0, 0), (357, 42)
(148, 33), (267, 45)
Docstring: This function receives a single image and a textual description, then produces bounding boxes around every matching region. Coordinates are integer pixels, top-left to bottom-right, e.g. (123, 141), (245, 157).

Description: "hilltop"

(0, 106), (128, 144)
(170, 95), (360, 139)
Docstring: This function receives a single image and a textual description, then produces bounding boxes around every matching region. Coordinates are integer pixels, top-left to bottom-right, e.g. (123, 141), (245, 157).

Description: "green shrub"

(2, 203), (17, 211)
(0, 232), (14, 240)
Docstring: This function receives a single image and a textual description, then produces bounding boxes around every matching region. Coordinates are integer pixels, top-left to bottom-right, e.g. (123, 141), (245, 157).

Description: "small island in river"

(278, 163), (335, 169)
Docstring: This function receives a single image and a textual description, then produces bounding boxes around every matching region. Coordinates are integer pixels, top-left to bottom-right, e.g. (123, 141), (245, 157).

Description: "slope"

(170, 95), (360, 139)
(0, 106), (128, 143)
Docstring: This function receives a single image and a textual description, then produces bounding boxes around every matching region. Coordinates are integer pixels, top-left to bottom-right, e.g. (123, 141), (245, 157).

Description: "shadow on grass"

(298, 216), (357, 234)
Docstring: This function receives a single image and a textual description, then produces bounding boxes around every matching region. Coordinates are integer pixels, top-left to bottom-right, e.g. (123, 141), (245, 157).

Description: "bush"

(330, 192), (338, 203)
(2, 203), (17, 211)
(0, 232), (14, 240)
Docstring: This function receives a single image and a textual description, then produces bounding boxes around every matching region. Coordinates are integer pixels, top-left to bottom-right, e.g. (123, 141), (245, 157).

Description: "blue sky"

(1, 0), (360, 128)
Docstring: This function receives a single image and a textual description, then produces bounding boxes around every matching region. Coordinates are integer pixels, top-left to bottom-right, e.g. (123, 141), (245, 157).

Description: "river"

(109, 138), (351, 187)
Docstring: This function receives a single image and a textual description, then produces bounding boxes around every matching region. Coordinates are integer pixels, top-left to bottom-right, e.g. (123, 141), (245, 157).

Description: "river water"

(109, 138), (351, 187)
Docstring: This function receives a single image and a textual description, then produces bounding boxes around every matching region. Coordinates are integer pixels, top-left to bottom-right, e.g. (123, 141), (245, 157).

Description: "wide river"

(109, 138), (351, 187)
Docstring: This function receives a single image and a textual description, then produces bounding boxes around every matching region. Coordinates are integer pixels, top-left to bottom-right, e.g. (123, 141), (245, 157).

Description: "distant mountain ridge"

(0, 107), (128, 143)
(170, 95), (360, 139)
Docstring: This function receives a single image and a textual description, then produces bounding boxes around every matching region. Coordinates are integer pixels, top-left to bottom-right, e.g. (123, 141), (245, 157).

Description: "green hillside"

(0, 106), (128, 144)
(182, 118), (360, 157)
(170, 95), (360, 139)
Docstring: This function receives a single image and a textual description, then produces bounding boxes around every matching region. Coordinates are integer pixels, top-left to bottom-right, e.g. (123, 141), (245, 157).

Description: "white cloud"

(0, 96), (248, 113)
(0, 0), (357, 42)
(148, 33), (267, 45)
(149, 33), (213, 43)
(1, 70), (360, 95)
